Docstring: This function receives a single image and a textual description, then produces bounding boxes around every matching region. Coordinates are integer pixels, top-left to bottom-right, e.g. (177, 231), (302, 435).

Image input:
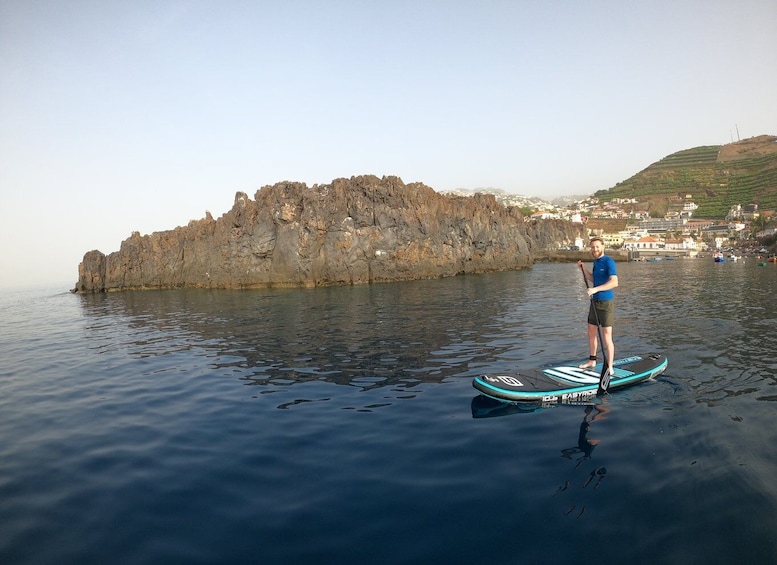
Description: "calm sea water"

(1, 260), (776, 564)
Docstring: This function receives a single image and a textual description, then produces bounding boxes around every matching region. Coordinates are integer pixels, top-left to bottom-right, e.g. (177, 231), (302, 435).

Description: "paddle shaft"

(579, 263), (610, 394)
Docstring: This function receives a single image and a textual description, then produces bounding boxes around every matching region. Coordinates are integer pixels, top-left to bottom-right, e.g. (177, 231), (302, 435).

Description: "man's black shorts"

(588, 300), (614, 327)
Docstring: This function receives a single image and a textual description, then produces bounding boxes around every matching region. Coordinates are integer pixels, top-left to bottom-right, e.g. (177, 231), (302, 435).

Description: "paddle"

(579, 263), (610, 395)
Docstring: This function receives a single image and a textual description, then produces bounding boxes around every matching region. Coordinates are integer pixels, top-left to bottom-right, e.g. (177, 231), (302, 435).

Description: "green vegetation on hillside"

(595, 137), (777, 219)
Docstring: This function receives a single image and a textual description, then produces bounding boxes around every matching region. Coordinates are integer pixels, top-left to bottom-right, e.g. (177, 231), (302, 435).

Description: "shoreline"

(534, 249), (630, 263)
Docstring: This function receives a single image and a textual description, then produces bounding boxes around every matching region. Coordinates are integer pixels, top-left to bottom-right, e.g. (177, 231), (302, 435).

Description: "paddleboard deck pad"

(473, 353), (667, 404)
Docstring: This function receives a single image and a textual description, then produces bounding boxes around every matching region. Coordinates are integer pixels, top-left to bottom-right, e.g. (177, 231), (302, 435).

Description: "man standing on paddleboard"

(577, 237), (618, 375)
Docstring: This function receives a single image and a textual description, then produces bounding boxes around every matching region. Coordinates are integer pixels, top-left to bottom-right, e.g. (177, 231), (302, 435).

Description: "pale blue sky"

(1, 0), (775, 288)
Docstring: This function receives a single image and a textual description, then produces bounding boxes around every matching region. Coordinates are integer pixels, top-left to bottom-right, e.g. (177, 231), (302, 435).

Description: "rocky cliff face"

(524, 218), (586, 252)
(74, 175), (584, 292)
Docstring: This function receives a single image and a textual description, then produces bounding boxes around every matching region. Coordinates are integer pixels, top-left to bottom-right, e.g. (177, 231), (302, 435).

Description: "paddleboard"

(473, 353), (668, 404)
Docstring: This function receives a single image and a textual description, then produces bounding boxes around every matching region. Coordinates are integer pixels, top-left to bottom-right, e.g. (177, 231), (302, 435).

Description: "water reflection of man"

(561, 404), (611, 465)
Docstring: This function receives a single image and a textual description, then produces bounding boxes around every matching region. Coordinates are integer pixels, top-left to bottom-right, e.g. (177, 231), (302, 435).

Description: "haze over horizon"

(2, 1), (776, 289)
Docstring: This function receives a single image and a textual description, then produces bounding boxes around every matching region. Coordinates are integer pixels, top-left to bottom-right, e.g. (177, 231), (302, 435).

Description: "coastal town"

(538, 196), (776, 260)
(452, 188), (777, 261)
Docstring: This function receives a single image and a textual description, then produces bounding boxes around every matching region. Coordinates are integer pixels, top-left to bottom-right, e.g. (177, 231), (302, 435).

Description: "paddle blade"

(597, 364), (611, 395)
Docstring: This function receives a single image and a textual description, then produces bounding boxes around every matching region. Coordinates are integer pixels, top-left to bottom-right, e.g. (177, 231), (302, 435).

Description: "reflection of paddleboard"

(470, 395), (546, 418)
(473, 353), (668, 404)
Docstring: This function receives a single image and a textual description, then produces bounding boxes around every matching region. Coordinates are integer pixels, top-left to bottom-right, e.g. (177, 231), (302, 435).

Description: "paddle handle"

(579, 262), (592, 289)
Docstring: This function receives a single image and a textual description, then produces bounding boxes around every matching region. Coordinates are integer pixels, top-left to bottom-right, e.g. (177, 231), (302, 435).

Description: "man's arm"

(593, 275), (618, 293)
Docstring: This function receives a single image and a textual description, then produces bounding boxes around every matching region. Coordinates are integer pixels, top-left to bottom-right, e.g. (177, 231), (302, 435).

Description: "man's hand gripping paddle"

(580, 264), (611, 395)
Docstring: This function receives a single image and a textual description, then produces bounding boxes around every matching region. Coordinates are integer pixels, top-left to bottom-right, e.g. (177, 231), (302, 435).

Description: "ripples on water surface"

(1, 261), (776, 563)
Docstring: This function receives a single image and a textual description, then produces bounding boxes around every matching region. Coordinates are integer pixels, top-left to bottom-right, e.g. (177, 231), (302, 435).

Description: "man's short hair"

(590, 237), (604, 245)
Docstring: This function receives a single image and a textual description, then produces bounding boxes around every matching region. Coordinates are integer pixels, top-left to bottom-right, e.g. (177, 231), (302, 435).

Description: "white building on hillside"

(664, 236), (698, 250)
(623, 236), (663, 250)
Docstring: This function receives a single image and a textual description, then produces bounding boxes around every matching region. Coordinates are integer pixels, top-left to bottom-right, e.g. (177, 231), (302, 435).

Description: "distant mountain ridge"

(597, 134), (777, 219)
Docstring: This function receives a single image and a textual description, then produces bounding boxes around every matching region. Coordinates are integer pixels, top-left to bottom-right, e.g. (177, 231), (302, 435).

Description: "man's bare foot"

(578, 360), (597, 369)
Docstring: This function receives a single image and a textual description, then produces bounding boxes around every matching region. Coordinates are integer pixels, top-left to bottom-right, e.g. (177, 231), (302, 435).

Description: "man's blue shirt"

(593, 255), (617, 301)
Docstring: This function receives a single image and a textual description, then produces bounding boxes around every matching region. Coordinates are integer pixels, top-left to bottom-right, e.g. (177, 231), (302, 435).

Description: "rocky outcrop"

(74, 175), (583, 292)
(525, 218), (586, 253)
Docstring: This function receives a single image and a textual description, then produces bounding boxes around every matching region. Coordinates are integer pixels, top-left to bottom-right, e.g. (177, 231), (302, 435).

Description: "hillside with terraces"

(595, 135), (777, 219)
